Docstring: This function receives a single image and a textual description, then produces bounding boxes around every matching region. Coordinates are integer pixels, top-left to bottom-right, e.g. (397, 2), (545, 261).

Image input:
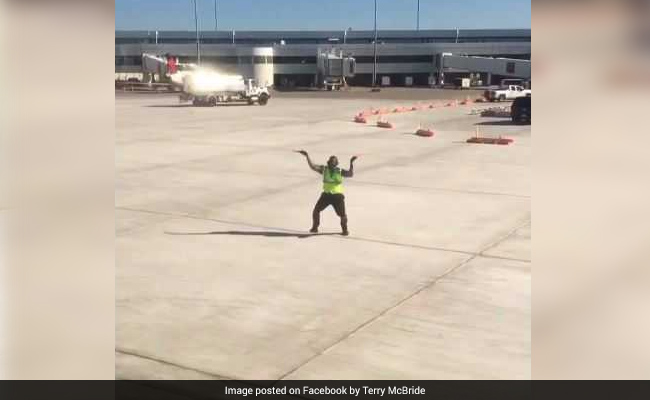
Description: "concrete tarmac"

(116, 88), (530, 380)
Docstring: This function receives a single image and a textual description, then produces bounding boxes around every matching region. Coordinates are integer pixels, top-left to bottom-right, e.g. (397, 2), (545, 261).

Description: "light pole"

(372, 0), (378, 87)
(417, 0), (420, 31)
(214, 0), (218, 31)
(193, 0), (201, 64)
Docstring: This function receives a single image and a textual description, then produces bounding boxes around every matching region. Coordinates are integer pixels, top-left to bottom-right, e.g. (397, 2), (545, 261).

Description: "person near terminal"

(296, 150), (358, 236)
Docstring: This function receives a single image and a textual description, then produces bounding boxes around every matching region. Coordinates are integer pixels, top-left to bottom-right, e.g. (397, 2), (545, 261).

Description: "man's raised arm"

(342, 155), (358, 177)
(295, 150), (323, 174)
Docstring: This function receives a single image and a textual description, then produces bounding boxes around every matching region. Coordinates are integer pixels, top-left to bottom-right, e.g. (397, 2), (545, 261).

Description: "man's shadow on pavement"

(165, 230), (339, 239)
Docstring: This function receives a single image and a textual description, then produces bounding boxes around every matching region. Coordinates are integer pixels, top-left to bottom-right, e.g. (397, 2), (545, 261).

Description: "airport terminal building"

(115, 29), (531, 87)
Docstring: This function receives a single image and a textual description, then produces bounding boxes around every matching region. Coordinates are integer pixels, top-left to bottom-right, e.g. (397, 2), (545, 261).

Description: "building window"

(253, 56), (270, 64)
(272, 56), (317, 64)
(354, 55), (433, 64)
(114, 56), (143, 66)
(217, 56), (239, 64)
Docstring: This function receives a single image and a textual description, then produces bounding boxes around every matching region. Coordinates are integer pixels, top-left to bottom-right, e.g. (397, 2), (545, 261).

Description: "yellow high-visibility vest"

(322, 167), (343, 194)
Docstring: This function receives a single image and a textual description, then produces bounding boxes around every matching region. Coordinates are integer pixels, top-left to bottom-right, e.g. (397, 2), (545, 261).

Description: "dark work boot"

(341, 217), (349, 236)
(310, 211), (320, 233)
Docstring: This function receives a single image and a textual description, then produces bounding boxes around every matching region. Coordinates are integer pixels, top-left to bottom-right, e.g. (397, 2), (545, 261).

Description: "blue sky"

(115, 0), (531, 31)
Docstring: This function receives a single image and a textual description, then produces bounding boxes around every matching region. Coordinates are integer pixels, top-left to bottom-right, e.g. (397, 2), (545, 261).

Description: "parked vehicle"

(484, 85), (531, 102)
(511, 96), (531, 124)
(142, 53), (271, 106)
(177, 71), (270, 106)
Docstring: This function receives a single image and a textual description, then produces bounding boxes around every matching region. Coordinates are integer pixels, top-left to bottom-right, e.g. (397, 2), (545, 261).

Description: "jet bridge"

(437, 53), (531, 86)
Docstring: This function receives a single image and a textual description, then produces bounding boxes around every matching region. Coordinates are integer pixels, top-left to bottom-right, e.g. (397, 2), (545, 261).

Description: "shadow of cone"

(466, 126), (513, 144)
(377, 118), (394, 129)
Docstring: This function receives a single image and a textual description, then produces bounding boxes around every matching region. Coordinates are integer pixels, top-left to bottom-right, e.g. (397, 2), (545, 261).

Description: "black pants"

(311, 192), (348, 232)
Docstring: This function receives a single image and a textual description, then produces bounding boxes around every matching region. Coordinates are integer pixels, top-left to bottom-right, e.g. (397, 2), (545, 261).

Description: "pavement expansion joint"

(116, 348), (234, 380)
(276, 217), (531, 379)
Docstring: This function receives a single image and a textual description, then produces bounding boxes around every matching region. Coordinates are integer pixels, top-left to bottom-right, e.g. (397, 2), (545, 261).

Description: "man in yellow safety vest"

(296, 150), (357, 236)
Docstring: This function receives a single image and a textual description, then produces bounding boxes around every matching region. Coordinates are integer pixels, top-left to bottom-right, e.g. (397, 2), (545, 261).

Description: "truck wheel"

(259, 94), (269, 106)
(499, 95), (506, 102)
(192, 98), (201, 107)
(208, 96), (218, 107)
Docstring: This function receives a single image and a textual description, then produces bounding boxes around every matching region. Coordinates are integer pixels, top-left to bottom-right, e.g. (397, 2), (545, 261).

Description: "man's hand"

(342, 155), (358, 178)
(296, 150), (322, 174)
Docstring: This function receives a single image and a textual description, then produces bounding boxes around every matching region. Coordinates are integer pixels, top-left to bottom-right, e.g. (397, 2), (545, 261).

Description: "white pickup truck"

(484, 85), (531, 102)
